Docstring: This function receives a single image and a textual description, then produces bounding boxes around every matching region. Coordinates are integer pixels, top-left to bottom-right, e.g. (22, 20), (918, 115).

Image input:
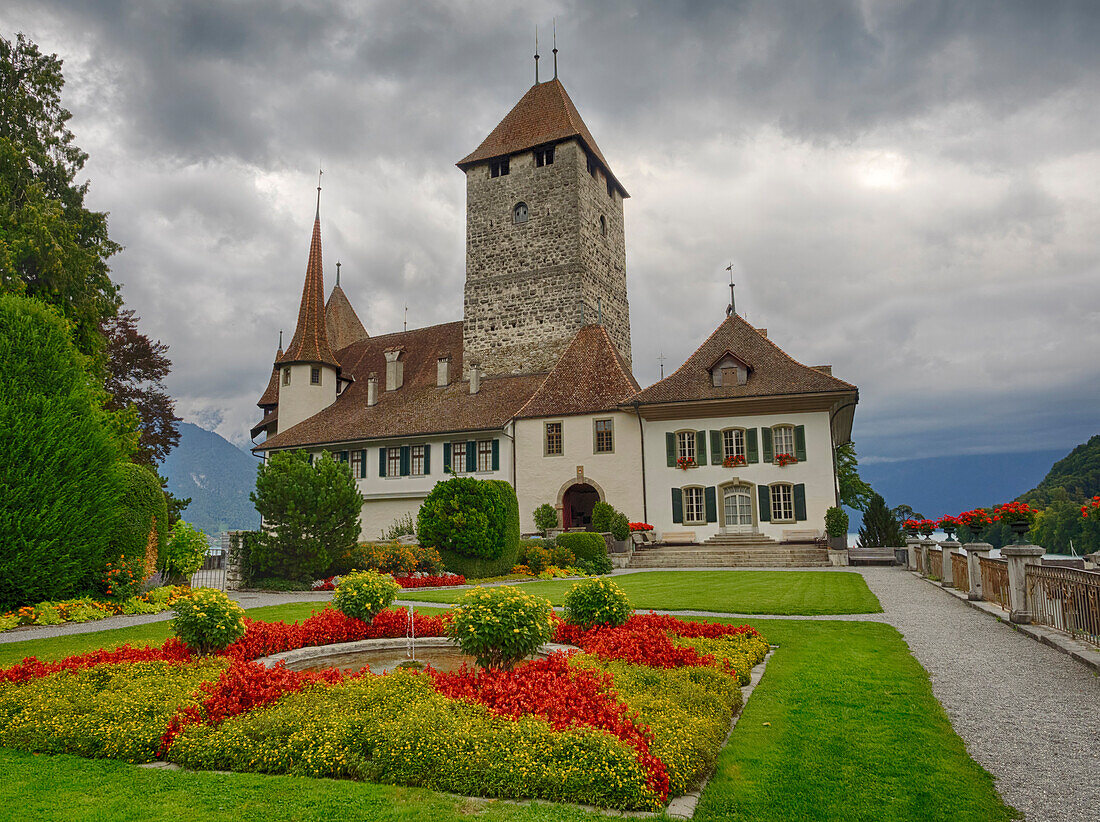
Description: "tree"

(858, 494), (902, 548)
(834, 442), (873, 511)
(891, 503), (924, 524)
(0, 34), (121, 362)
(101, 309), (181, 465)
(533, 503), (558, 537)
(249, 451), (362, 582)
(0, 294), (124, 610)
(1019, 434), (1100, 507)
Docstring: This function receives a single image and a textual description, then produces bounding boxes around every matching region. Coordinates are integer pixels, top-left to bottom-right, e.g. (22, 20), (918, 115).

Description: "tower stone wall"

(463, 139), (631, 376)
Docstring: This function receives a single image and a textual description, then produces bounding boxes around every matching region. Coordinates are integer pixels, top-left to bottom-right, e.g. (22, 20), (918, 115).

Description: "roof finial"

(278, 329), (283, 349)
(657, 352), (666, 379)
(534, 25), (540, 84)
(553, 19), (558, 79)
(335, 260), (341, 287)
(315, 166), (323, 219)
(725, 262), (736, 317)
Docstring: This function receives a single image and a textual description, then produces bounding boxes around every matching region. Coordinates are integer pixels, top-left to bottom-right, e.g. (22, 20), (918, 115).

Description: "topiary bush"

(418, 477), (519, 578)
(170, 588), (246, 654)
(610, 512), (631, 542)
(533, 502), (559, 536)
(163, 520), (209, 583)
(564, 578), (633, 629)
(590, 501), (616, 533)
(446, 586), (554, 669)
(825, 506), (849, 539)
(110, 462), (168, 582)
(555, 532), (612, 575)
(332, 570), (400, 623)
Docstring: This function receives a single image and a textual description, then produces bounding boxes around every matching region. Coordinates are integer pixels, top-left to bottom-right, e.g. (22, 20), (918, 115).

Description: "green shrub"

(447, 586), (554, 670)
(170, 588), (247, 654)
(420, 478), (520, 578)
(168, 671), (659, 810)
(555, 532), (611, 575)
(564, 578), (632, 629)
(590, 501), (616, 533)
(332, 570), (400, 623)
(163, 520), (208, 582)
(610, 511), (630, 541)
(0, 659), (228, 763)
(0, 614), (17, 632)
(250, 577), (311, 592)
(0, 295), (125, 611)
(119, 596), (161, 615)
(825, 506), (849, 539)
(250, 450), (362, 582)
(672, 633), (771, 687)
(518, 540), (554, 574)
(144, 586), (176, 607)
(533, 502), (559, 536)
(327, 541), (444, 577)
(32, 604), (62, 626)
(550, 543), (576, 568)
(110, 461), (168, 579)
(381, 512), (417, 541)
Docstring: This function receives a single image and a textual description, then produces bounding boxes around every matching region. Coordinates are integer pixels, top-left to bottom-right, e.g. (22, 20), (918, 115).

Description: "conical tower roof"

(277, 205), (339, 369)
(257, 346), (282, 408)
(457, 78), (627, 197)
(326, 283), (369, 352)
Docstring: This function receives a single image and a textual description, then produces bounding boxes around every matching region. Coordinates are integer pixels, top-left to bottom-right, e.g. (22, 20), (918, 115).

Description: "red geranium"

(959, 509), (993, 531)
(775, 453), (798, 467)
(993, 501), (1037, 525)
(1082, 496), (1100, 518)
(629, 523), (654, 532)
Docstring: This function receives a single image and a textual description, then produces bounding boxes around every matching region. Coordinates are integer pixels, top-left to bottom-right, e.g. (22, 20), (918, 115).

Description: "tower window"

(282, 368), (291, 386)
(600, 215), (607, 237)
(513, 202), (529, 224)
(534, 146), (554, 167)
(606, 178), (614, 199)
(490, 157), (510, 178)
(310, 367), (321, 385)
(586, 153), (597, 178)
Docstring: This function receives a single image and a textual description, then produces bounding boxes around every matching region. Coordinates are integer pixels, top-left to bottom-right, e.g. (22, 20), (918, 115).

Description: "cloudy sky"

(9, 0), (1099, 463)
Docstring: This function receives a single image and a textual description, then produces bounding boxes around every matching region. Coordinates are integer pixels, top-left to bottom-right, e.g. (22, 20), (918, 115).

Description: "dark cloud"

(8, 0), (1099, 459)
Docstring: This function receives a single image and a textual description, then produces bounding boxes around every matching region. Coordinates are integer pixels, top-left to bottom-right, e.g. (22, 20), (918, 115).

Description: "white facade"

(640, 409), (838, 542)
(277, 362), (338, 433)
(514, 411), (644, 534)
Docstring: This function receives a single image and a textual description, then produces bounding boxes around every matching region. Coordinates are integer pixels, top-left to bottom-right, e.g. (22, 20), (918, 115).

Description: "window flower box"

(722, 455), (747, 468)
(676, 457), (696, 470)
(775, 453), (798, 467)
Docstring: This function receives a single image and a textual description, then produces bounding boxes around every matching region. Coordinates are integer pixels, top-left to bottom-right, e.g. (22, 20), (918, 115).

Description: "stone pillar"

(964, 542), (993, 601)
(940, 540), (960, 588)
(224, 530), (246, 592)
(1002, 544), (1044, 624)
(905, 537), (921, 571)
(920, 539), (933, 578)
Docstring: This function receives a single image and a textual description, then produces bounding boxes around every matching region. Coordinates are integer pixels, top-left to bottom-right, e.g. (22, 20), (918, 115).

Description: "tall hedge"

(0, 295), (123, 610)
(112, 461), (168, 577)
(418, 477), (520, 578)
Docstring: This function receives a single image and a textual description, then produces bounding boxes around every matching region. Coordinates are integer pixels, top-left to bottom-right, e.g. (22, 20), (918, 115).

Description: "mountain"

(161, 422), (259, 536)
(1018, 435), (1100, 506)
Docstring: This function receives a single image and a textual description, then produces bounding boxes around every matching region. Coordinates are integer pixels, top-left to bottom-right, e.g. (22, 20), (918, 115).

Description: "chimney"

(384, 348), (404, 391)
(367, 372), (378, 406)
(812, 365), (833, 376)
(469, 361), (481, 395)
(437, 355), (451, 387)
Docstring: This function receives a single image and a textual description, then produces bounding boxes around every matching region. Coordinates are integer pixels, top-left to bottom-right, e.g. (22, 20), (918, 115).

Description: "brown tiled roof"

(457, 78), (627, 197)
(250, 409), (277, 439)
(325, 285), (369, 351)
(518, 324), (640, 418)
(631, 314), (857, 405)
(277, 214), (339, 369)
(256, 321), (545, 450)
(256, 347), (282, 409)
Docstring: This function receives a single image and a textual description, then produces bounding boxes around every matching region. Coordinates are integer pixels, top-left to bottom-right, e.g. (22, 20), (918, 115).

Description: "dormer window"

(490, 157), (509, 178)
(710, 351), (750, 387)
(513, 201), (529, 224)
(534, 146), (554, 167)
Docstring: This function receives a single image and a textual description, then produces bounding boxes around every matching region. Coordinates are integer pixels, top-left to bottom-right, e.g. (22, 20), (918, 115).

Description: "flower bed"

(0, 586), (187, 633)
(0, 606), (767, 812)
(312, 573), (466, 591)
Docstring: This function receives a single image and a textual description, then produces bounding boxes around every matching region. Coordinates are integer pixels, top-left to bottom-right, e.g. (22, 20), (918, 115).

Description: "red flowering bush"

(959, 509), (993, 532)
(628, 523), (654, 532)
(676, 457), (696, 470)
(775, 453), (798, 467)
(937, 515), (961, 537)
(0, 639), (195, 684)
(722, 455), (747, 468)
(1082, 496), (1100, 518)
(993, 501), (1037, 525)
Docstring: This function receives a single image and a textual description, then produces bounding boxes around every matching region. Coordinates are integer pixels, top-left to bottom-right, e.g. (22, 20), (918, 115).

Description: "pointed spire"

(534, 25), (540, 84)
(277, 186), (339, 369)
(315, 167), (322, 219)
(335, 260), (341, 287)
(553, 19), (558, 79)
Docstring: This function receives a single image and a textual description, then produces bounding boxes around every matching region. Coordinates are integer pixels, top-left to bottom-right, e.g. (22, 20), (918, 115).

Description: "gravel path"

(857, 567), (1100, 822)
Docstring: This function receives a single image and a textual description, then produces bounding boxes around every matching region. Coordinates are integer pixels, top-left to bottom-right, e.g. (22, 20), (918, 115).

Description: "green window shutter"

(423, 444), (431, 475)
(762, 427), (774, 463)
(359, 450), (367, 478)
(746, 428), (759, 463)
(379, 447), (387, 477)
(794, 425), (807, 462)
(793, 484), (807, 521)
(400, 445), (410, 476)
(339, 450), (349, 463)
(710, 430), (722, 465)
(671, 488), (683, 524)
(443, 442), (451, 472)
(466, 441), (476, 473)
(666, 432), (676, 467)
(758, 484), (772, 522)
(696, 430), (707, 465)
(491, 439), (500, 471)
(705, 486), (718, 523)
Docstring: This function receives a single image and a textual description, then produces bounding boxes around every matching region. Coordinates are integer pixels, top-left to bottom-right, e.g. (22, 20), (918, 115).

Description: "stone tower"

(457, 77), (631, 377)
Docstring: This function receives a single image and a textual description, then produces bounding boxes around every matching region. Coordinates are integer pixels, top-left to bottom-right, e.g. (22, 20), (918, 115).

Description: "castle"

(253, 69), (858, 548)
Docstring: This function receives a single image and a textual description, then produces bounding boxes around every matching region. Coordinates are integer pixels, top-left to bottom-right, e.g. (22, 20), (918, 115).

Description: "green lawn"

(404, 570), (883, 615)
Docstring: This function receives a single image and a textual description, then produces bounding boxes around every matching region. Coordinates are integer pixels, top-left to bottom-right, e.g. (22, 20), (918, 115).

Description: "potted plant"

(937, 515), (961, 542)
(723, 454), (747, 468)
(958, 509), (993, 540)
(993, 502), (1037, 544)
(676, 456), (696, 470)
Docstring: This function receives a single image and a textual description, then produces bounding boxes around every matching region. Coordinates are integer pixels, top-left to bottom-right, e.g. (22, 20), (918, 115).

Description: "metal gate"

(190, 540), (226, 590)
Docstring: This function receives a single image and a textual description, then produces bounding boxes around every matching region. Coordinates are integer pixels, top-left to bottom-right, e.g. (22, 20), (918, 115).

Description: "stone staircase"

(628, 532), (830, 568)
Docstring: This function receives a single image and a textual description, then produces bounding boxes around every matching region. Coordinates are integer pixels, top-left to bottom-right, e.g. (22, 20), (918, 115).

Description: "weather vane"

(657, 352), (666, 379)
(725, 262), (736, 317)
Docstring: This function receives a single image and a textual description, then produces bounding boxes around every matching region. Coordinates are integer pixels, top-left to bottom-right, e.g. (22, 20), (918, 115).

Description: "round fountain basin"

(256, 637), (578, 675)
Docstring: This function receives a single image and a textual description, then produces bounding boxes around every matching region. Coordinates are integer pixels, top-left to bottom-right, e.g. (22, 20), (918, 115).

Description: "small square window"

(545, 422), (562, 456)
(586, 153), (597, 177)
(310, 367), (321, 385)
(594, 419), (613, 453)
(606, 178), (614, 198)
(534, 146), (554, 167)
(490, 157), (510, 178)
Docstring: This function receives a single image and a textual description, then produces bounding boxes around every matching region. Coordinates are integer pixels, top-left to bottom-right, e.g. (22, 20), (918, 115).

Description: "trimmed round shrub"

(590, 501), (616, 533)
(555, 532), (612, 575)
(447, 586), (554, 669)
(564, 578), (633, 629)
(825, 506), (849, 539)
(111, 462), (168, 581)
(164, 520), (208, 582)
(332, 570), (400, 623)
(610, 512), (630, 542)
(171, 588), (246, 653)
(419, 478), (520, 578)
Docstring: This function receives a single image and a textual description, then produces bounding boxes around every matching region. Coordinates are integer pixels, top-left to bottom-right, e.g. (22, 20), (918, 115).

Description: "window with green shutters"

(758, 484), (771, 521)
(682, 486), (705, 524)
(773, 425), (795, 461)
(746, 428), (759, 463)
(794, 425), (807, 462)
(466, 440), (477, 473)
(351, 449), (363, 478)
(704, 486), (718, 523)
(761, 427), (773, 463)
(671, 487), (683, 523)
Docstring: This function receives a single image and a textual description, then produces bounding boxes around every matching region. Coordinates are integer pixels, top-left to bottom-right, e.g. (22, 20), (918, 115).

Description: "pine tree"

(858, 493), (902, 548)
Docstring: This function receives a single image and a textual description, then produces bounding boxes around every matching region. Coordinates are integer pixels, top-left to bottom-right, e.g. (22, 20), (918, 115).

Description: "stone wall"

(463, 139), (631, 376)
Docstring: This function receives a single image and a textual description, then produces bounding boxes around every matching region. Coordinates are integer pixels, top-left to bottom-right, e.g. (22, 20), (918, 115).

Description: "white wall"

(641, 410), (837, 542)
(514, 411), (644, 533)
(277, 362), (338, 433)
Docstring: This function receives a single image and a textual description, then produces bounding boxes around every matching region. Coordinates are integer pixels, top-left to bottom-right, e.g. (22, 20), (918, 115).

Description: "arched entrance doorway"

(562, 483), (600, 530)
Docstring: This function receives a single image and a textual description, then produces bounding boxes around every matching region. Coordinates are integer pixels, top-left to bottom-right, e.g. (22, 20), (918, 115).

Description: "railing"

(952, 551), (970, 593)
(979, 556), (1010, 611)
(1027, 565), (1100, 646)
(928, 548), (943, 580)
(915, 546), (924, 575)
